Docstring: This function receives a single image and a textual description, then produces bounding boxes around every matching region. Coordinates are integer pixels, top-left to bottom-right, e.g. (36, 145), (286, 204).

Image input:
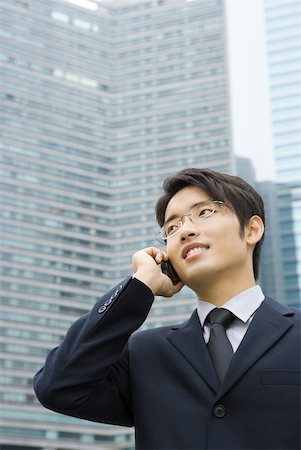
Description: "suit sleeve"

(33, 276), (154, 427)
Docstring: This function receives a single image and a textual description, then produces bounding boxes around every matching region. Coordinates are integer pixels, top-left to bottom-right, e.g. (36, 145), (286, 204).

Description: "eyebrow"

(163, 200), (210, 226)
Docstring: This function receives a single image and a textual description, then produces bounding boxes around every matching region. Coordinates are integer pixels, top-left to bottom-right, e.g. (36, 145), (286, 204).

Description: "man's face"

(165, 186), (253, 292)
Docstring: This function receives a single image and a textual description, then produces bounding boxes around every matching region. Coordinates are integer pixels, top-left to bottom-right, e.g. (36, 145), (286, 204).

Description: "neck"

(192, 274), (256, 306)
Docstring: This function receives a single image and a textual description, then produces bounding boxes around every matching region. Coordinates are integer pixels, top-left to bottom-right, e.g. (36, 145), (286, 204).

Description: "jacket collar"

(167, 298), (294, 396)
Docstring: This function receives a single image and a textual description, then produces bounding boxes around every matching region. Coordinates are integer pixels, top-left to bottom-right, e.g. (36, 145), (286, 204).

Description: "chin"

(181, 270), (202, 286)
(185, 265), (215, 286)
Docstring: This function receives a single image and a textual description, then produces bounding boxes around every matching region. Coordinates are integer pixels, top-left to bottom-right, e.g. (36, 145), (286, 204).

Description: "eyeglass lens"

(163, 201), (216, 238)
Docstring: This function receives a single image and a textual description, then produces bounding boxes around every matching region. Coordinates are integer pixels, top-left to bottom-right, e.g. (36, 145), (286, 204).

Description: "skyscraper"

(265, 0), (301, 306)
(0, 0), (234, 448)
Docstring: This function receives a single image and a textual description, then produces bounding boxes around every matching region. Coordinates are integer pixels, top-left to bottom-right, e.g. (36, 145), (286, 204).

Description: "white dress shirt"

(197, 285), (265, 352)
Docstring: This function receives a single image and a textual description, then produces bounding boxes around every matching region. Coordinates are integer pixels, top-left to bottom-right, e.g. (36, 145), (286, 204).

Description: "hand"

(132, 247), (184, 297)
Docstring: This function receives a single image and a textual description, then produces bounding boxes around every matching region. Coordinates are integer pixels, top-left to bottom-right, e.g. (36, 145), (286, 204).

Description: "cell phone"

(161, 261), (181, 285)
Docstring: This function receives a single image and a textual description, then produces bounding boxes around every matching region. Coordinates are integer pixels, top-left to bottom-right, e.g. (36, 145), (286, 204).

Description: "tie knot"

(207, 308), (235, 329)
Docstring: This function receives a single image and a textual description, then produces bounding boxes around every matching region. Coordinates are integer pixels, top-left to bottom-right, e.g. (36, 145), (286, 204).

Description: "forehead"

(164, 186), (210, 220)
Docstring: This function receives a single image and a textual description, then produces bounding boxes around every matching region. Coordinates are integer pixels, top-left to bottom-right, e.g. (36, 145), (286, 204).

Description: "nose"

(179, 216), (201, 241)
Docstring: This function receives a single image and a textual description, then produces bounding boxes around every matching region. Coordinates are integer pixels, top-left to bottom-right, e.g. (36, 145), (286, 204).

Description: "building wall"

(265, 0), (301, 306)
(0, 0), (234, 448)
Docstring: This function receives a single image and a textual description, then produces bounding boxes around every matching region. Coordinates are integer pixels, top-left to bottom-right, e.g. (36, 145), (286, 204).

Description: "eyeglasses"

(156, 200), (227, 243)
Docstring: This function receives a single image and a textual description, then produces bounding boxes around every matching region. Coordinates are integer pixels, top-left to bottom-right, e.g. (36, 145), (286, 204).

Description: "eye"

(165, 222), (180, 236)
(189, 203), (215, 221)
(198, 207), (213, 217)
(195, 205), (214, 218)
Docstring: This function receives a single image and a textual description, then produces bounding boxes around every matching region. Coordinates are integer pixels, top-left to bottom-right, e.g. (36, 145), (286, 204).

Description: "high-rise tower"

(0, 0), (234, 448)
(265, 0), (301, 306)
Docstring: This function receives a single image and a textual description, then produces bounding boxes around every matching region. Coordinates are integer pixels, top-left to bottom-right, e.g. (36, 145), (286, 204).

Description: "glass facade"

(265, 0), (301, 307)
(0, 0), (234, 448)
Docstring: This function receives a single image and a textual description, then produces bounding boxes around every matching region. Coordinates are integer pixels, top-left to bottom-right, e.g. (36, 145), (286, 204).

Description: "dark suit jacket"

(34, 276), (301, 449)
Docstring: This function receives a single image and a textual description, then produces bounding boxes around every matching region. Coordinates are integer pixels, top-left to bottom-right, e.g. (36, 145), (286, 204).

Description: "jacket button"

(213, 404), (226, 418)
(110, 292), (118, 300)
(97, 305), (106, 314)
(104, 298), (113, 306)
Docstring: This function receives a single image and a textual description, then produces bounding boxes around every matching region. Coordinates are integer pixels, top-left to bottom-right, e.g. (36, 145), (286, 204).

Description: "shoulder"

(262, 297), (301, 333)
(131, 323), (176, 343)
(263, 296), (300, 316)
(129, 309), (198, 348)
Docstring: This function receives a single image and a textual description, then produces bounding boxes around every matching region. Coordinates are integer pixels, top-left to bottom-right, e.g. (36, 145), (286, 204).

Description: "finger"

(169, 281), (184, 297)
(164, 283), (184, 298)
(145, 247), (164, 264)
(154, 250), (165, 264)
(174, 281), (184, 292)
(145, 247), (161, 258)
(162, 251), (169, 262)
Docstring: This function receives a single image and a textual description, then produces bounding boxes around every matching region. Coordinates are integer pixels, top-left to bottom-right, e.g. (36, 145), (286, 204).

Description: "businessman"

(34, 168), (300, 449)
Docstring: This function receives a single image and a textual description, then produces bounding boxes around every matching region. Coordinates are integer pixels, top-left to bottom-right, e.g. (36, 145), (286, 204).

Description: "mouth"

(182, 243), (209, 260)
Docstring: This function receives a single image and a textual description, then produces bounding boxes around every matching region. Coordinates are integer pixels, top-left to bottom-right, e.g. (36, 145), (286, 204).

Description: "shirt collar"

(197, 285), (265, 327)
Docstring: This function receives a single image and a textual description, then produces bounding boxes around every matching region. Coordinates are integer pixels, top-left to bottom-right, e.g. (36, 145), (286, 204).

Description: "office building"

(0, 0), (234, 448)
(265, 0), (301, 306)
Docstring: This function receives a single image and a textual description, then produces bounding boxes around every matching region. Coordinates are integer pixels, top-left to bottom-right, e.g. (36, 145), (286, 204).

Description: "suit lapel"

(167, 310), (219, 393)
(217, 298), (294, 399)
(166, 299), (294, 398)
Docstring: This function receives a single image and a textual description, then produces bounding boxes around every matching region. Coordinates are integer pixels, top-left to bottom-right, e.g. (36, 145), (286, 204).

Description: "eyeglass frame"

(155, 200), (227, 244)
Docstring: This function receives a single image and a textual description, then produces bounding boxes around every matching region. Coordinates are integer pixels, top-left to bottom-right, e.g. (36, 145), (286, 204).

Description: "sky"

(225, 0), (276, 181)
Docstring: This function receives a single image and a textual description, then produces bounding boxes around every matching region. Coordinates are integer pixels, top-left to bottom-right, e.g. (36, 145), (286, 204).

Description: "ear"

(245, 215), (264, 246)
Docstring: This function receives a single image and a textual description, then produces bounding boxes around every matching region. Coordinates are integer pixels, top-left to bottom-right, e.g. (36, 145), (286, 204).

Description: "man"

(34, 168), (300, 450)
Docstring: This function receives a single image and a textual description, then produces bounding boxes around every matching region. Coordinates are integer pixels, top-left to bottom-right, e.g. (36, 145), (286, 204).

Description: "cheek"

(166, 242), (182, 271)
(219, 229), (246, 258)
(166, 242), (176, 260)
(217, 217), (242, 241)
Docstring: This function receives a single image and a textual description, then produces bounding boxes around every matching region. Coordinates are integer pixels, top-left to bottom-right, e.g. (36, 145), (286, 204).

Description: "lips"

(182, 243), (209, 259)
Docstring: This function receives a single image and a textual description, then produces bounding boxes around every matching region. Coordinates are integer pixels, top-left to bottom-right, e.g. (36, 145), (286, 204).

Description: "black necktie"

(207, 308), (236, 383)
